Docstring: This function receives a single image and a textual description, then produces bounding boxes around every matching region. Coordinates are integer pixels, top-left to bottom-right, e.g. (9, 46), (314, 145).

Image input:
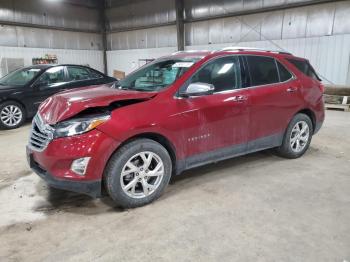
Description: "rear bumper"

(29, 154), (101, 197)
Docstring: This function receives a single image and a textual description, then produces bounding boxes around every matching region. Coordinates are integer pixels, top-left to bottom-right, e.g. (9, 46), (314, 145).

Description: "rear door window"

(276, 61), (293, 82)
(67, 66), (92, 81)
(36, 66), (66, 87)
(286, 59), (321, 81)
(246, 56), (279, 86)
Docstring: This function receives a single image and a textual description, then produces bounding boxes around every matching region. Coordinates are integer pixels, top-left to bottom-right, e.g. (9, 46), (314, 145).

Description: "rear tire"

(275, 113), (313, 159)
(104, 138), (172, 208)
(0, 101), (26, 129)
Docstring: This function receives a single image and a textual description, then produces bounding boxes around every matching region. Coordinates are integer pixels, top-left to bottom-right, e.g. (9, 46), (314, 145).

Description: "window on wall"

(190, 56), (242, 92)
(246, 56), (279, 86)
(276, 61), (293, 82)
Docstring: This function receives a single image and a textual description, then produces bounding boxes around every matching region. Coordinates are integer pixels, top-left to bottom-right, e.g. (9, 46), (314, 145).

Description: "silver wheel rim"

(0, 105), (23, 127)
(120, 151), (164, 199)
(290, 121), (310, 153)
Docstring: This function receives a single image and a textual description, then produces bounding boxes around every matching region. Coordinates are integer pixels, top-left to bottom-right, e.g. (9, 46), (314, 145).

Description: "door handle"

(286, 87), (298, 93)
(232, 95), (248, 102)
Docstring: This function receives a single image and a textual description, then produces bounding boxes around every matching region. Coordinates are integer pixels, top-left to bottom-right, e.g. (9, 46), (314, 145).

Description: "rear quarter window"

(286, 58), (320, 81)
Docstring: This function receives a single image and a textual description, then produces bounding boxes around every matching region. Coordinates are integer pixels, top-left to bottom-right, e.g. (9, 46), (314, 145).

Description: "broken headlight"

(54, 114), (110, 138)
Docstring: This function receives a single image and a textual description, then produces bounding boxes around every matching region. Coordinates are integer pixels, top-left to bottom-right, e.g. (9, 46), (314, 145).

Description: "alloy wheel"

(290, 120), (310, 153)
(0, 105), (23, 127)
(120, 151), (164, 199)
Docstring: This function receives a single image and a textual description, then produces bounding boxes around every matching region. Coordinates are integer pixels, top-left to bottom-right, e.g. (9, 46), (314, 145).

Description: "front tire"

(104, 138), (172, 208)
(0, 101), (26, 129)
(275, 113), (313, 159)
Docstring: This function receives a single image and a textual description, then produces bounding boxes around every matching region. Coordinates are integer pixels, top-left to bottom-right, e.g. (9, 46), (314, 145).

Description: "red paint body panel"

(30, 129), (120, 181)
(28, 50), (325, 195)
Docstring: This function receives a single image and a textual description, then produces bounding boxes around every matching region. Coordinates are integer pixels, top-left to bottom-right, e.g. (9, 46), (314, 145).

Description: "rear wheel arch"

(295, 109), (316, 133)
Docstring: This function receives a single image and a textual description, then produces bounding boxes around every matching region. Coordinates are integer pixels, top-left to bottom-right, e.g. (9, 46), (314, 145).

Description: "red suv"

(27, 48), (325, 208)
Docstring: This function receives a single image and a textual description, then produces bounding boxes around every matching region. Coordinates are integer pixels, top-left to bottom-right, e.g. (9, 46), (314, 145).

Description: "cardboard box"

(113, 70), (126, 80)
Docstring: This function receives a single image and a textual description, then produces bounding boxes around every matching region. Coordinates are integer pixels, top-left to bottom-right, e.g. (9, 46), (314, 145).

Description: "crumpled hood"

(38, 85), (156, 125)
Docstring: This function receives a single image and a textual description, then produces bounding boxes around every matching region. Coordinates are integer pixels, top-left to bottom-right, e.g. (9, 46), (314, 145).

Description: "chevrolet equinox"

(27, 48), (325, 208)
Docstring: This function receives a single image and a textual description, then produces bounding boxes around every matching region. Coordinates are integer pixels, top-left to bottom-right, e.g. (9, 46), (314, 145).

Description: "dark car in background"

(0, 64), (116, 129)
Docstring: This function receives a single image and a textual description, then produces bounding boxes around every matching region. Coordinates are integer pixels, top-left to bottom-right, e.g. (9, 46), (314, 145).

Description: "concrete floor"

(0, 110), (349, 262)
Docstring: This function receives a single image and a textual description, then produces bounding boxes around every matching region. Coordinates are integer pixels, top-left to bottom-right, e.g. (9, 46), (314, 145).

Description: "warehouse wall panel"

(106, 0), (175, 31)
(0, 46), (104, 78)
(106, 47), (177, 76)
(184, 1), (350, 46)
(0, 25), (103, 50)
(305, 3), (335, 37)
(184, 0), (331, 21)
(0, 0), (100, 31)
(107, 25), (176, 50)
(333, 1), (350, 35)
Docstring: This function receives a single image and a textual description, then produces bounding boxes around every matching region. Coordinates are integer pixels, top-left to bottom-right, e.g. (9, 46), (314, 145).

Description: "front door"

(29, 66), (69, 111)
(176, 55), (250, 168)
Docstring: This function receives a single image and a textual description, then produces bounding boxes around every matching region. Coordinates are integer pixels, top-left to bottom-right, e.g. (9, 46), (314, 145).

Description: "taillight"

(319, 83), (325, 93)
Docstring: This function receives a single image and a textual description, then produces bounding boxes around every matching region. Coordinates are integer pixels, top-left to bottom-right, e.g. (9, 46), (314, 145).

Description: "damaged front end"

(38, 84), (157, 125)
(26, 85), (158, 198)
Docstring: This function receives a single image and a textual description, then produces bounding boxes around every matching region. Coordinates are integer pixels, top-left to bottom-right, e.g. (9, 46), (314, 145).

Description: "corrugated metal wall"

(107, 25), (177, 50)
(106, 0), (175, 31)
(106, 46), (177, 76)
(184, 1), (350, 46)
(0, 26), (103, 50)
(0, 0), (100, 32)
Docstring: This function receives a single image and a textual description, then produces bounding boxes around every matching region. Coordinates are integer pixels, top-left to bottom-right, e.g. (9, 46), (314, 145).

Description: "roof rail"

(219, 46), (292, 55)
(171, 50), (210, 55)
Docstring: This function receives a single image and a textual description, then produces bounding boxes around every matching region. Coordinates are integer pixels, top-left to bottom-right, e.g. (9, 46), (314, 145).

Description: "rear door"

(65, 66), (107, 89)
(245, 55), (303, 150)
(29, 66), (69, 110)
(176, 55), (251, 166)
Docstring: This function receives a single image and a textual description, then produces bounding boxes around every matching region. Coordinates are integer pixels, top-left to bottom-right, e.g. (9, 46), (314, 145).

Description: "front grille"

(28, 114), (54, 152)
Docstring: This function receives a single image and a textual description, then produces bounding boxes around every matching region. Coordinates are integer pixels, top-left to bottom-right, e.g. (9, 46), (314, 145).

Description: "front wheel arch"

(116, 132), (177, 174)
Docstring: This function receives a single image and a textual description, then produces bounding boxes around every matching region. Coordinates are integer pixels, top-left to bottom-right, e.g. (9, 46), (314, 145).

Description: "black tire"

(0, 101), (26, 130)
(104, 138), (172, 208)
(275, 113), (313, 159)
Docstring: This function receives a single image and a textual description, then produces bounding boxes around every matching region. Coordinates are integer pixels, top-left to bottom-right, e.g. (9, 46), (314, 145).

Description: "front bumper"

(27, 129), (120, 198)
(28, 152), (101, 197)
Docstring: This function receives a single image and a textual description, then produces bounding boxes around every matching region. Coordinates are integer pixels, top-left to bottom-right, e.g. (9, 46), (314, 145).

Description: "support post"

(99, 0), (108, 75)
(175, 0), (185, 51)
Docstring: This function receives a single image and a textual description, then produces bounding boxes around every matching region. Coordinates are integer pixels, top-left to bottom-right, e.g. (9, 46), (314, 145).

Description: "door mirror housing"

(180, 82), (214, 97)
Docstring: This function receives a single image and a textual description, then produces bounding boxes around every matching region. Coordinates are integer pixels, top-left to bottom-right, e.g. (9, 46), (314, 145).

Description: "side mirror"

(180, 82), (214, 97)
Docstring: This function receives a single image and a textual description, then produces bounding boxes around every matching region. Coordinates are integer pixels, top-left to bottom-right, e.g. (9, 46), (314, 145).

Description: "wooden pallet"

(324, 95), (350, 112)
(325, 103), (350, 112)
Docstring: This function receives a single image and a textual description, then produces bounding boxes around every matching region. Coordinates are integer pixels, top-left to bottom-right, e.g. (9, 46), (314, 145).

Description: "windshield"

(0, 68), (42, 86)
(116, 58), (200, 91)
